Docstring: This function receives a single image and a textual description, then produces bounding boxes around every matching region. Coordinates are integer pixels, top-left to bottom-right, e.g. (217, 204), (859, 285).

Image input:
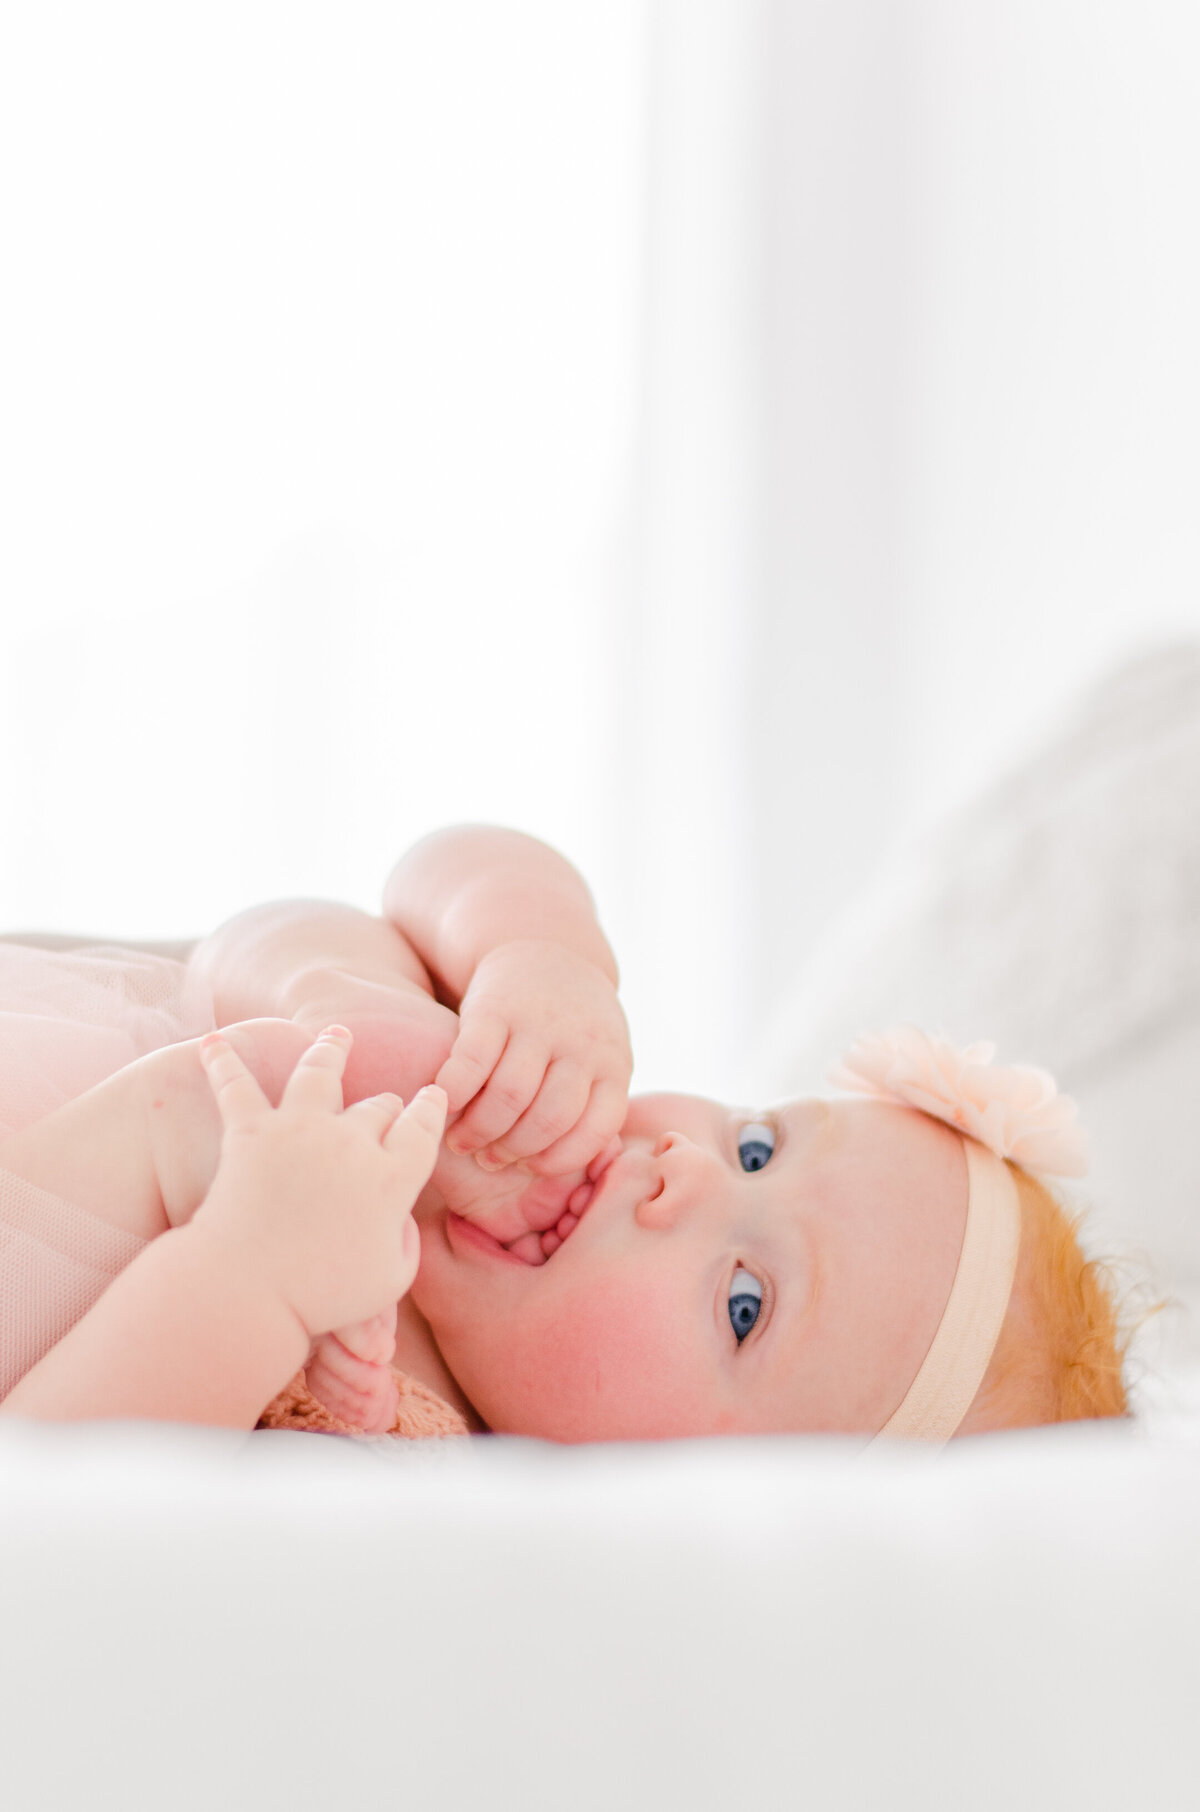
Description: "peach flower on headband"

(828, 1026), (1089, 1178)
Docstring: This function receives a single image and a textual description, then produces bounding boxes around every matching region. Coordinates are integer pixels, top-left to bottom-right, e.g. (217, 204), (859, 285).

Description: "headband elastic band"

(873, 1136), (1021, 1446)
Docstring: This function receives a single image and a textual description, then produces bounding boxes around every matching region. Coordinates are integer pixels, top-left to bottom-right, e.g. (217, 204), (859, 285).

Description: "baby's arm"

(0, 1218), (311, 1427)
(186, 894), (460, 1119)
(0, 1030), (446, 1429)
(187, 898), (438, 1028)
(185, 825), (627, 1154)
(382, 823), (619, 1006)
(384, 826), (629, 1177)
(188, 825), (617, 1023)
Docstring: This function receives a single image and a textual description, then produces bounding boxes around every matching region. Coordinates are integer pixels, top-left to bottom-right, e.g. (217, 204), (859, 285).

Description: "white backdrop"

(2, 2), (1199, 1105)
(0, 1), (644, 1037)
(741, 0), (1200, 1073)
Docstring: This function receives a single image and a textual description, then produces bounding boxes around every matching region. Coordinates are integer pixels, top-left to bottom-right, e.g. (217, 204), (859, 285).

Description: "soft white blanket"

(0, 1406), (1196, 1812)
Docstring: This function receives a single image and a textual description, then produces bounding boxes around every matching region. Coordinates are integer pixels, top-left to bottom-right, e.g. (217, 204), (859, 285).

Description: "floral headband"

(828, 1025), (1088, 1179)
(827, 1026), (1087, 1446)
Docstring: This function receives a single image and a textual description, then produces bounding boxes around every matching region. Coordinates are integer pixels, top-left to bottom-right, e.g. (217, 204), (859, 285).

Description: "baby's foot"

(304, 1307), (400, 1433)
(284, 970), (459, 1109)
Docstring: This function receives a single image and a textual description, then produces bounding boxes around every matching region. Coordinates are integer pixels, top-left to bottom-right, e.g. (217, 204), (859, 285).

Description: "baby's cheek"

(515, 1278), (692, 1442)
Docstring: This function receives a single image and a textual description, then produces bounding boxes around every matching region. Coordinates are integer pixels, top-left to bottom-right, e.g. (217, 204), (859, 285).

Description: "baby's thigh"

(0, 1019), (314, 1242)
(143, 1018), (314, 1230)
(0, 1057), (169, 1242)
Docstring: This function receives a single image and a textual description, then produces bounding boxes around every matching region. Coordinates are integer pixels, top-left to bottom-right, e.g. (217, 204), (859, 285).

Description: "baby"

(0, 825), (1129, 1441)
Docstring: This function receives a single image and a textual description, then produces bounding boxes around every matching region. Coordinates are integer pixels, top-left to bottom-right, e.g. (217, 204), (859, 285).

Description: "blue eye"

(737, 1120), (775, 1172)
(728, 1267), (763, 1342)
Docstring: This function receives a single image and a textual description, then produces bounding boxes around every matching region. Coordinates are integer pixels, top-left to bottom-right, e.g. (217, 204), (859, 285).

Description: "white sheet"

(1, 1396), (1197, 1812)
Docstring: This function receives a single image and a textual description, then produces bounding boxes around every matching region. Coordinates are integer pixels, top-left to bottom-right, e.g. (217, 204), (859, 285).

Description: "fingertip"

(473, 1148), (510, 1173)
(587, 1135), (624, 1182)
(432, 1061), (469, 1113)
(521, 1146), (577, 1179)
(410, 1084), (448, 1123)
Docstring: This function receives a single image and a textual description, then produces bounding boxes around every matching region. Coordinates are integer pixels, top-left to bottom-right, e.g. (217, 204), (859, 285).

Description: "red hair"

(960, 1166), (1135, 1432)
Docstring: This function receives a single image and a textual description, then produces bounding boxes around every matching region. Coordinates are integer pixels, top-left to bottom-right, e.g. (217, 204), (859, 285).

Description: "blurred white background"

(1, 1), (1198, 1102)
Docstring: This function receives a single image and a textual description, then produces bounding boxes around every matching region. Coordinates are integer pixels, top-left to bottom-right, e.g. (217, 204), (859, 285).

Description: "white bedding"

(1, 1400), (1198, 1812)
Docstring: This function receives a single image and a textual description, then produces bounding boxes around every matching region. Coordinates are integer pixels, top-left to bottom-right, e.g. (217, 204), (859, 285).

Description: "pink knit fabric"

(258, 1366), (469, 1439)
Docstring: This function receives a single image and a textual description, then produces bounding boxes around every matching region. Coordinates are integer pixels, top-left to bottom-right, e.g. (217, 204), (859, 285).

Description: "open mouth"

(495, 1138), (632, 1267)
(445, 1213), (534, 1266)
(448, 1140), (632, 1269)
(501, 1176), (596, 1266)
(444, 1181), (596, 1269)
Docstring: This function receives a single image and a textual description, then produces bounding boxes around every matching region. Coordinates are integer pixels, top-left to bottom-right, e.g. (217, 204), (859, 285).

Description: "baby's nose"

(634, 1131), (712, 1230)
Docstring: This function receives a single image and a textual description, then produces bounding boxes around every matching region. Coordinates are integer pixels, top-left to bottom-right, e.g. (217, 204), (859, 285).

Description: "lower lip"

(445, 1212), (533, 1267)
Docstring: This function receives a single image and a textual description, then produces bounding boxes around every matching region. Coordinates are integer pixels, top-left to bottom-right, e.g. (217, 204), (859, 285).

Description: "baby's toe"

(331, 1307), (398, 1365)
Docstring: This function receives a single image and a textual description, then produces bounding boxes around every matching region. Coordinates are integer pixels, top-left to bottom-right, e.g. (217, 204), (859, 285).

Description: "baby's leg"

(281, 968), (460, 1110)
(0, 1020), (313, 1242)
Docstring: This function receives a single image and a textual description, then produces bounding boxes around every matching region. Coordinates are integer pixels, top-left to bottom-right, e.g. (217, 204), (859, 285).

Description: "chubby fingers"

(381, 1083), (448, 1154)
(487, 1079), (629, 1178)
(460, 1057), (591, 1172)
(200, 1024), (355, 1126)
(278, 1025), (355, 1113)
(197, 1031), (273, 1124)
(434, 1011), (509, 1119)
(344, 1082), (448, 1157)
(440, 1036), (588, 1164)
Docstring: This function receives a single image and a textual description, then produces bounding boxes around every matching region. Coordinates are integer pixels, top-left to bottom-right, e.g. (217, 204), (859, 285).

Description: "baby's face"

(410, 1092), (969, 1441)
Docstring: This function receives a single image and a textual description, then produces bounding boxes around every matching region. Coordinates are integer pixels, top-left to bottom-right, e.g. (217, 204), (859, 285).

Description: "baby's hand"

(435, 939), (632, 1178)
(194, 1027), (446, 1340)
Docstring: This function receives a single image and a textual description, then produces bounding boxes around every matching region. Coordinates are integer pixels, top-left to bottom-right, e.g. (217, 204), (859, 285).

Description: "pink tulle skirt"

(0, 943), (216, 1400)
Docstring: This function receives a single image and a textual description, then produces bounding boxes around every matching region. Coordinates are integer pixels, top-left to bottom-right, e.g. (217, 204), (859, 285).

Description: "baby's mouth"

(502, 1179), (595, 1266)
(499, 1139), (624, 1266)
